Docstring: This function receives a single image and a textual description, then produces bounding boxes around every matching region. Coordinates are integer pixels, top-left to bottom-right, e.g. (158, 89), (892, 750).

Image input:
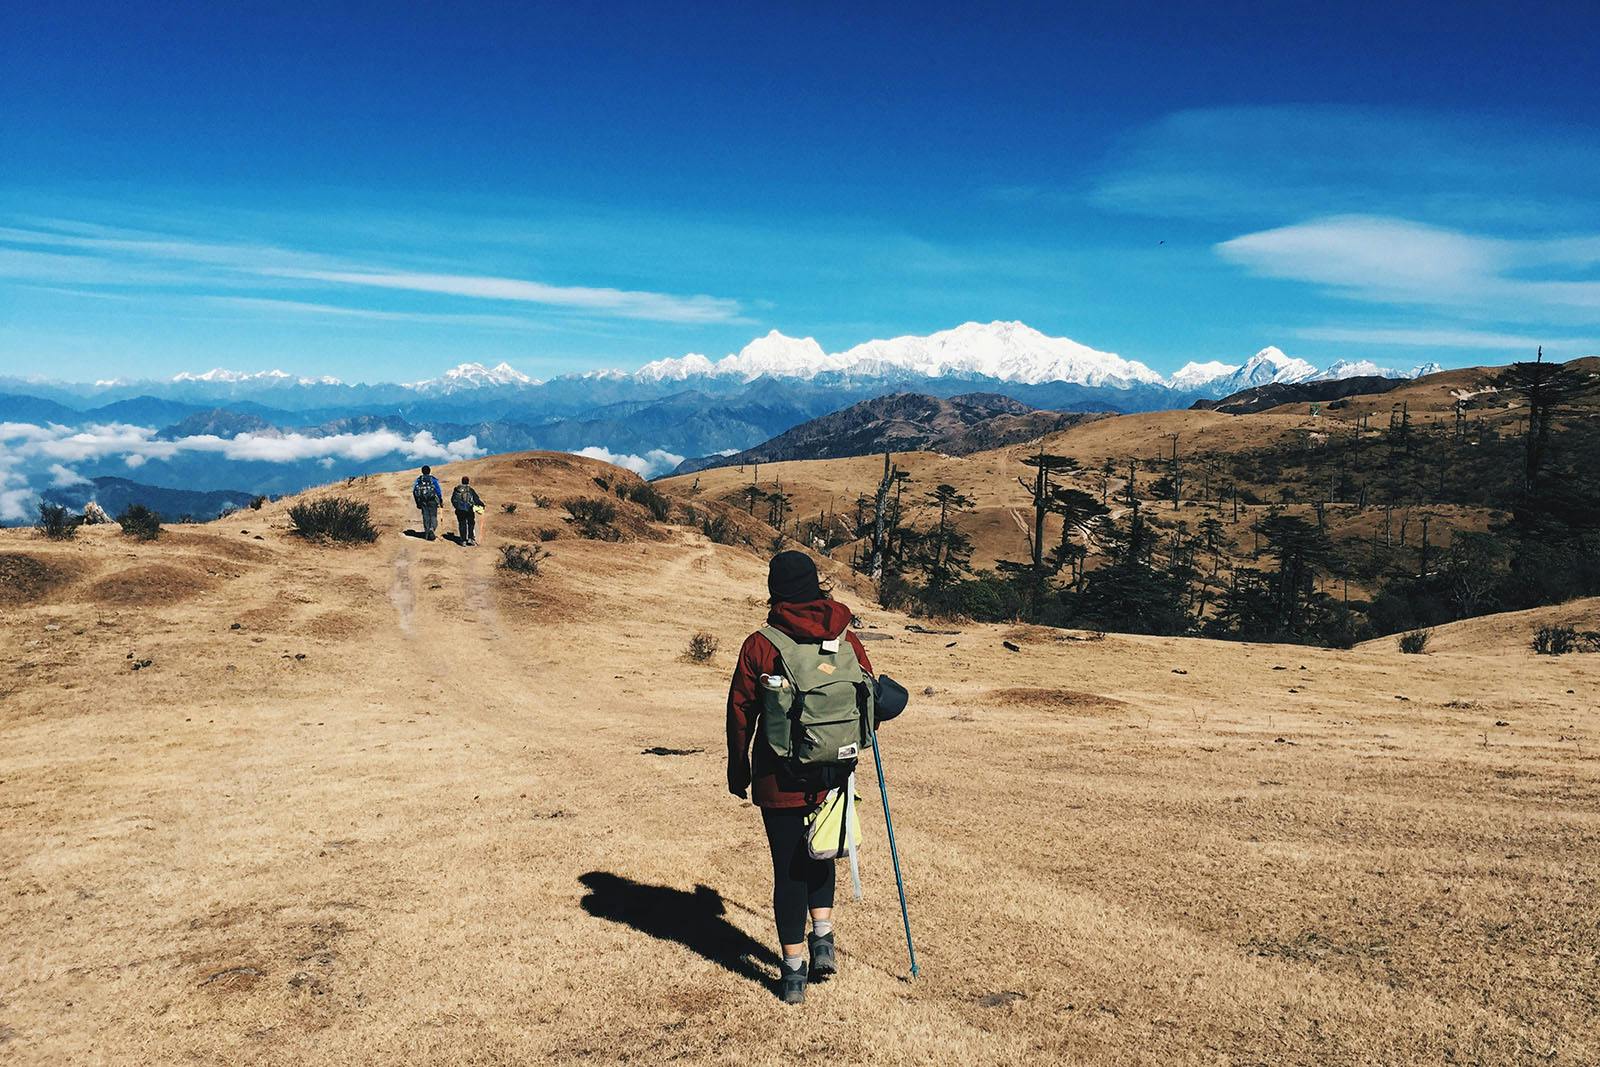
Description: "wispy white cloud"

(47, 463), (88, 487)
(0, 219), (745, 325)
(204, 296), (556, 331)
(572, 445), (684, 479)
(267, 268), (742, 323)
(1217, 215), (1600, 321)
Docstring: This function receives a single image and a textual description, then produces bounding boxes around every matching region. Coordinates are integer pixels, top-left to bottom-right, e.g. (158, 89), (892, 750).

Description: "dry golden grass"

(2, 450), (1597, 1064)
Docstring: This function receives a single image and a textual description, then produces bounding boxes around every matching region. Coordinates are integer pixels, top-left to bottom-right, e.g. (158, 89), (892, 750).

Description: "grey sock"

(811, 919), (833, 939)
(782, 955), (804, 973)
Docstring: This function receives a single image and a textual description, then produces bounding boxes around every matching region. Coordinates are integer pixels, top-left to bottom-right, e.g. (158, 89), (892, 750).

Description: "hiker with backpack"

(412, 465), (443, 540)
(451, 476), (485, 546)
(726, 550), (878, 1004)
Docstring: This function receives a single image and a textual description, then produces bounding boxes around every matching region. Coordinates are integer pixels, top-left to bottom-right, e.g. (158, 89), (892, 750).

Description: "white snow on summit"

(173, 368), (293, 383)
(170, 368), (346, 386)
(1167, 360), (1239, 391)
(407, 361), (540, 393)
(630, 321), (1160, 387)
(835, 321), (1163, 387)
(1312, 359), (1445, 382)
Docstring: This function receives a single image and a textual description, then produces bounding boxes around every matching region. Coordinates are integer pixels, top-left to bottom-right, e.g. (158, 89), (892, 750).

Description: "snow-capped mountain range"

(622, 321), (1438, 394)
(12, 321), (1446, 408)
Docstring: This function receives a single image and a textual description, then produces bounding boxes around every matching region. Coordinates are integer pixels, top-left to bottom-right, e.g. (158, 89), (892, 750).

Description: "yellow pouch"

(806, 786), (862, 860)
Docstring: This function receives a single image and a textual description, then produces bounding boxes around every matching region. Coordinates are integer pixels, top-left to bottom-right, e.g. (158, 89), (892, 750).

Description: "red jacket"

(726, 599), (874, 809)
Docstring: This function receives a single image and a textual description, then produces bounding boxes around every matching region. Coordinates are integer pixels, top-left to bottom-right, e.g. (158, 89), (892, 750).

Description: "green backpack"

(758, 626), (876, 788)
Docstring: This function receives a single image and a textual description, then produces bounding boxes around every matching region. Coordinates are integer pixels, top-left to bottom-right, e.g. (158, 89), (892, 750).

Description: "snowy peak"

(635, 353), (716, 381)
(408, 361), (540, 392)
(835, 321), (1164, 387)
(718, 330), (833, 381)
(1312, 359), (1445, 382)
(1166, 347), (1318, 396)
(1167, 360), (1239, 391)
(170, 368), (345, 387)
(1237, 346), (1319, 385)
(173, 368), (293, 383)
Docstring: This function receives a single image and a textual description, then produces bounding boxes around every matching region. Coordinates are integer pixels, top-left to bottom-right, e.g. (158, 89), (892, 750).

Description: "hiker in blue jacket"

(412, 465), (443, 540)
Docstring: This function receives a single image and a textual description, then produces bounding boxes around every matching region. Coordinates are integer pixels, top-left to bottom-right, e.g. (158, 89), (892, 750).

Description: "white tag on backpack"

(836, 743), (859, 760)
(821, 638), (840, 653)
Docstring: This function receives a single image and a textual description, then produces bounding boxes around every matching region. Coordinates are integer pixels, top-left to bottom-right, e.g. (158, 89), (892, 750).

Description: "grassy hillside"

(663, 358), (1600, 643)
(2, 449), (1597, 1063)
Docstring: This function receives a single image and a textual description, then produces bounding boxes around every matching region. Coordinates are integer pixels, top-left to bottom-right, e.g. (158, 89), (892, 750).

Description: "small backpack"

(414, 476), (440, 507)
(451, 484), (473, 510)
(757, 626), (876, 789)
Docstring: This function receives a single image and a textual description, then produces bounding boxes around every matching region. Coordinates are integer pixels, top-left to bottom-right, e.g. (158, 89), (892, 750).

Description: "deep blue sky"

(2, 1), (1597, 381)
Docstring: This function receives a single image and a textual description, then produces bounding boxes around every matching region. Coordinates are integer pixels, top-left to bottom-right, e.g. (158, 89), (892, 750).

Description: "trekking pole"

(870, 728), (919, 978)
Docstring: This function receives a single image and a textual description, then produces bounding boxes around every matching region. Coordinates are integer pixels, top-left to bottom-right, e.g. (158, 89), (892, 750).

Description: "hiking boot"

(808, 932), (837, 979)
(780, 962), (808, 1004)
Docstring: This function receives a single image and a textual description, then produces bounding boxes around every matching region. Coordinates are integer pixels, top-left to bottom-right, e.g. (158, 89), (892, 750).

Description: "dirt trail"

(3, 451), (1598, 1066)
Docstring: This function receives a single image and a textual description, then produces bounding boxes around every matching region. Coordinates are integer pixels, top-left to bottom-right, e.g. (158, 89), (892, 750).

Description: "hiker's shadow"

(578, 872), (779, 988)
(442, 532), (466, 546)
(402, 529), (428, 539)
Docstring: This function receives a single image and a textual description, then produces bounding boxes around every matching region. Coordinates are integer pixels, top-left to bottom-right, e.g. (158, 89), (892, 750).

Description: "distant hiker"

(451, 476), (485, 546)
(412, 465), (443, 540)
(726, 550), (878, 1004)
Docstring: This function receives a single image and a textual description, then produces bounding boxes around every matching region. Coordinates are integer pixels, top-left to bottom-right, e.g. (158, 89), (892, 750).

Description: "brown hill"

(672, 391), (1102, 475)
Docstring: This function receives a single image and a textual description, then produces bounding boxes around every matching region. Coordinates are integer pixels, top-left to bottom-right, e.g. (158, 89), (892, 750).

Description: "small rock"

(1172, 668), (1187, 675)
(130, 659), (153, 671)
(1002, 641), (1021, 653)
(230, 623), (242, 630)
(922, 686), (936, 696)
(44, 624), (60, 632)
(1395, 695), (1409, 701)
(1494, 720), (1510, 727)
(1273, 736), (1297, 745)
(1272, 665), (1288, 671)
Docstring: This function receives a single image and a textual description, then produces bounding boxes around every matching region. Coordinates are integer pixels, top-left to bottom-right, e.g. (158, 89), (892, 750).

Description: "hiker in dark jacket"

(727, 550), (875, 1004)
(412, 465), (443, 540)
(451, 476), (485, 546)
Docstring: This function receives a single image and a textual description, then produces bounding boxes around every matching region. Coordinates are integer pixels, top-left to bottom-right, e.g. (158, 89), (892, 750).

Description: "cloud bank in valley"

(572, 445), (684, 479)
(0, 422), (484, 521)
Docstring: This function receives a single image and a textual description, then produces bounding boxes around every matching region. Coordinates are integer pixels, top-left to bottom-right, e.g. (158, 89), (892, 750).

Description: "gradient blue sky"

(2, 1), (1597, 382)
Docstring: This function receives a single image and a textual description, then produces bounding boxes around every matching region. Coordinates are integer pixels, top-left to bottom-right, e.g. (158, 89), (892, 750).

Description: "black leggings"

(762, 807), (834, 945)
(455, 509), (476, 542)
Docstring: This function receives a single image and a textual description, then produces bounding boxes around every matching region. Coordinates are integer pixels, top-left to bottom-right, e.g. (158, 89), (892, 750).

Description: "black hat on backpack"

(768, 550), (822, 604)
(873, 674), (909, 722)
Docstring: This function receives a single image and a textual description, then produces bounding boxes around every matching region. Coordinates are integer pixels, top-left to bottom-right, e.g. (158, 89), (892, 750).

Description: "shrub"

(625, 482), (672, 522)
(700, 511), (737, 545)
(1532, 625), (1574, 655)
(287, 497), (378, 543)
(1531, 625), (1600, 655)
(116, 504), (163, 541)
(502, 502), (518, 514)
(686, 632), (719, 663)
(537, 527), (562, 542)
(564, 497), (620, 540)
(36, 503), (80, 540)
(533, 495), (554, 508)
(498, 543), (546, 575)
(1398, 629), (1431, 655)
(249, 495), (267, 510)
